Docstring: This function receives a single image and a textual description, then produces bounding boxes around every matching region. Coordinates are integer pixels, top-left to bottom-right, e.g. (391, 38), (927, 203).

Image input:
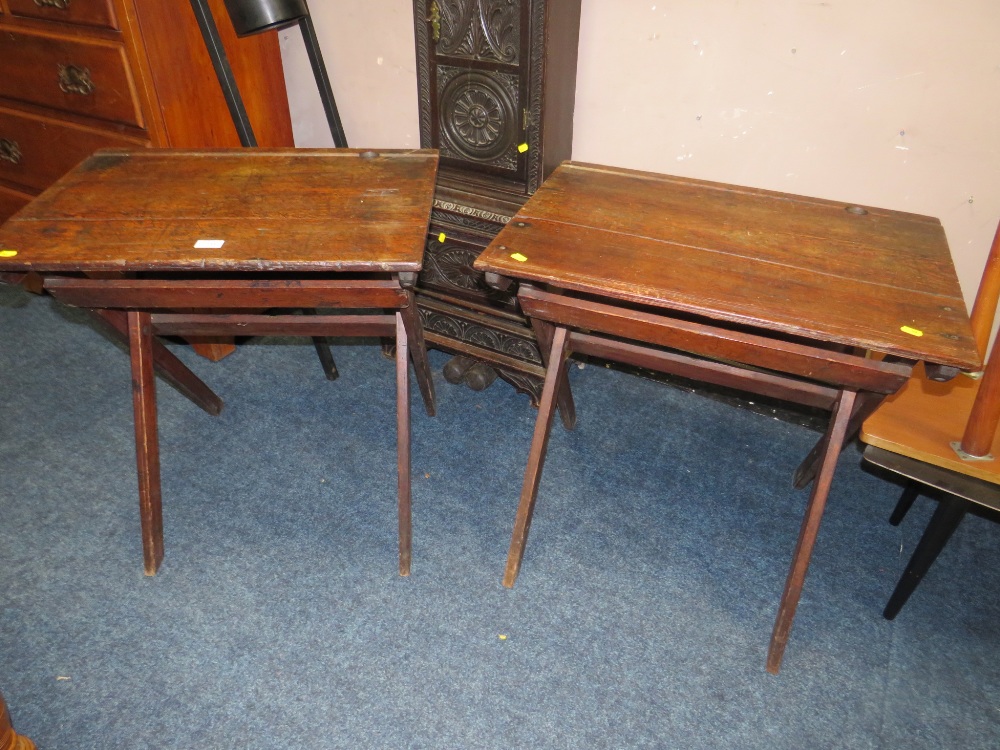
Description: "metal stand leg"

(884, 495), (967, 620)
(299, 14), (348, 147)
(189, 0), (257, 147)
(889, 481), (921, 526)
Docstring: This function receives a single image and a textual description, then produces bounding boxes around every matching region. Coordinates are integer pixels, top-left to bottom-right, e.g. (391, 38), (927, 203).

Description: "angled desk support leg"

(503, 325), (572, 588)
(530, 317), (577, 431)
(482, 276), (576, 429)
(45, 275), (435, 576)
(397, 284), (436, 418)
(396, 313), (413, 576)
(91, 309), (223, 416)
(792, 390), (883, 489)
(128, 311), (165, 576)
(767, 387), (858, 673)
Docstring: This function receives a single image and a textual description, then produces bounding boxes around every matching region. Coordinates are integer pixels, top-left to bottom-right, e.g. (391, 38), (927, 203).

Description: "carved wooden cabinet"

(0, 0), (293, 226)
(412, 0), (581, 402)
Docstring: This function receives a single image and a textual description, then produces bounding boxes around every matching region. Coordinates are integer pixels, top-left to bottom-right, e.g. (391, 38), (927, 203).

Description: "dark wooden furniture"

(474, 161), (981, 673)
(0, 148), (439, 577)
(0, 687), (34, 750)
(0, 0), (294, 360)
(861, 222), (1000, 619)
(411, 0), (581, 401)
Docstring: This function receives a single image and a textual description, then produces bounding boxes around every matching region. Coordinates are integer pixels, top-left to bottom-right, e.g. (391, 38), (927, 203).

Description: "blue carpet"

(1, 286), (997, 749)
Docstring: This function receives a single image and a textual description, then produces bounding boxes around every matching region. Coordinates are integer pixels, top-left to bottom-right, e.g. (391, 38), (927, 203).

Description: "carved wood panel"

(418, 0), (528, 182)
(437, 65), (521, 170)
(419, 210), (517, 309)
(412, 0), (580, 401)
(417, 297), (545, 404)
(435, 0), (521, 65)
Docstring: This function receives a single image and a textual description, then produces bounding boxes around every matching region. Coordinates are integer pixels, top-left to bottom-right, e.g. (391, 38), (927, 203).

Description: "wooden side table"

(0, 148), (439, 577)
(475, 161), (980, 672)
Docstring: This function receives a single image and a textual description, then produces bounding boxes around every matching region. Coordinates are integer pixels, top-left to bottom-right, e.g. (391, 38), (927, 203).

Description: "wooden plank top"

(0, 148), (439, 273)
(474, 161), (980, 370)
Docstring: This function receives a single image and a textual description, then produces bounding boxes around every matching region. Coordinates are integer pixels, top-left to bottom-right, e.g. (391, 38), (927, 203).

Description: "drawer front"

(0, 107), (147, 192)
(7, 0), (119, 30)
(0, 31), (143, 128)
(0, 184), (33, 226)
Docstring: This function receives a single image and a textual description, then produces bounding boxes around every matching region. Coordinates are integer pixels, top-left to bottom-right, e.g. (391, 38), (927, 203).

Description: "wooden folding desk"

(473, 161), (981, 673)
(0, 148), (439, 577)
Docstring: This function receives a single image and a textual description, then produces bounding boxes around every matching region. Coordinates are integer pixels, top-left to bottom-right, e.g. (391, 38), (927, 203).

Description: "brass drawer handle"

(58, 64), (95, 96)
(34, 0), (71, 8)
(0, 139), (22, 165)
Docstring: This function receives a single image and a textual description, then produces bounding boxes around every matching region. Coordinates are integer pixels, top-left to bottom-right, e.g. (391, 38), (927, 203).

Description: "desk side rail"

(44, 277), (408, 310)
(517, 284), (911, 396)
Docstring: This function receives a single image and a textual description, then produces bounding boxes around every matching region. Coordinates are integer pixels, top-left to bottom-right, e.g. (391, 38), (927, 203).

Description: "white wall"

(281, 0), (1000, 311)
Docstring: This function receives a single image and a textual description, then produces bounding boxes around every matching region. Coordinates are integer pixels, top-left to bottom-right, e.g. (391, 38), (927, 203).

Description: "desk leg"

(792, 391), (882, 489)
(128, 311), (164, 576)
(399, 292), (436, 417)
(767, 388), (858, 673)
(503, 326), (571, 588)
(92, 310), (223, 416)
(530, 318), (576, 431)
(395, 313), (412, 577)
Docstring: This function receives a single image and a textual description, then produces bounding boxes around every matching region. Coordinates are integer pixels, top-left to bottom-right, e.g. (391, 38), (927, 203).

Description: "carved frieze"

(432, 202), (512, 227)
(525, 0), (545, 191)
(419, 306), (543, 366)
(436, 0), (521, 65)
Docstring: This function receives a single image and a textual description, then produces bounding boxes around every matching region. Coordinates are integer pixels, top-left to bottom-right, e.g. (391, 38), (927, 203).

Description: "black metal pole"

(189, 0), (258, 147)
(299, 14), (348, 147)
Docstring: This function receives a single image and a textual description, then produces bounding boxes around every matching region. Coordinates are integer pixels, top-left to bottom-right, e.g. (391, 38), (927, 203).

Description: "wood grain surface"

(475, 161), (979, 370)
(0, 149), (439, 273)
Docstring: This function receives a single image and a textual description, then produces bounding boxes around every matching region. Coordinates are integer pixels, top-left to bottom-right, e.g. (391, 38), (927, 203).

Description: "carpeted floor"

(1, 285), (997, 749)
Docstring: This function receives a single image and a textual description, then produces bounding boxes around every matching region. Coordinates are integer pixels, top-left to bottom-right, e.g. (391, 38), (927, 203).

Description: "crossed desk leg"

(502, 290), (907, 672)
(503, 325), (571, 588)
(503, 325), (863, 670)
(46, 276), (435, 577)
(766, 387), (857, 673)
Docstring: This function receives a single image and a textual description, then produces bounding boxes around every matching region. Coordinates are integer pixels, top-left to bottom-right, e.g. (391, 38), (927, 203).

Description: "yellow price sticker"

(510, 252), (528, 262)
(0, 250), (17, 258)
(517, 143), (529, 153)
(900, 325), (924, 337)
(438, 232), (446, 243)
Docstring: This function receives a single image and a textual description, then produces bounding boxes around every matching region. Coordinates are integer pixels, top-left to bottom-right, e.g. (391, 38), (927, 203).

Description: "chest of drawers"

(0, 0), (293, 225)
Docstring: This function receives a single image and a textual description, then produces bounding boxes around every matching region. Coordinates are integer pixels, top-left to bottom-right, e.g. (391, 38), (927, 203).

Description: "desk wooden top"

(474, 161), (979, 370)
(0, 148), (439, 274)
